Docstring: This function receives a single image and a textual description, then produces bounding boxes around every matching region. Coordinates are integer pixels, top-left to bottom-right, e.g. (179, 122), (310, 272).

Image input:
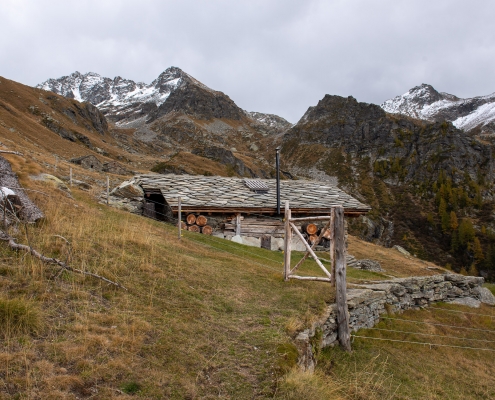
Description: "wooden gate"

(283, 201), (351, 351)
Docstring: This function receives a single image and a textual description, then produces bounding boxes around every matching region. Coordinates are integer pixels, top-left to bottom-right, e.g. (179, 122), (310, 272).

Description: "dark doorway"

(143, 190), (173, 222)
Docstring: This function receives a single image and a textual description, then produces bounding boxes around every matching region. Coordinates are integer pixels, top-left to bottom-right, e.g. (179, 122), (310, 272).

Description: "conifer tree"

(450, 211), (458, 231)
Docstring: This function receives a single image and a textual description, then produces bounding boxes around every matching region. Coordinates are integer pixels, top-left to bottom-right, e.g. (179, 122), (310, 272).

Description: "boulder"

(478, 287), (495, 305)
(30, 173), (71, 194)
(357, 259), (383, 272)
(449, 297), (481, 308)
(393, 245), (411, 256)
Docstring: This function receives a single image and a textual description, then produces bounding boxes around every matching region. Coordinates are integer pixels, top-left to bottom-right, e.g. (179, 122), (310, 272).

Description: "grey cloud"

(2, 0), (495, 123)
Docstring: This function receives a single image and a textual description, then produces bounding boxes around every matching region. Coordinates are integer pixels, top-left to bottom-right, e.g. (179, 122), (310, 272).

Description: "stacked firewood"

(301, 223), (331, 248)
(182, 213), (213, 235)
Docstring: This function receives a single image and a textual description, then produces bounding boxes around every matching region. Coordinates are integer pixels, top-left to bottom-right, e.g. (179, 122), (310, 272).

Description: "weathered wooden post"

(283, 201), (292, 281)
(330, 207), (335, 287)
(178, 196), (182, 240)
(236, 213), (241, 236)
(334, 206), (351, 351)
(69, 167), (73, 187)
(106, 176), (109, 205)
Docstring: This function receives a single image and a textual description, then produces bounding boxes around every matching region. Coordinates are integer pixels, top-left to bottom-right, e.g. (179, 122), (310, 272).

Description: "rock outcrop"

(0, 156), (44, 224)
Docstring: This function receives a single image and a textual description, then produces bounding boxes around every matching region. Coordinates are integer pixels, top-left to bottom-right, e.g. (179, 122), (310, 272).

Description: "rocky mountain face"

(382, 84), (495, 136)
(38, 67), (292, 177)
(282, 94), (495, 276)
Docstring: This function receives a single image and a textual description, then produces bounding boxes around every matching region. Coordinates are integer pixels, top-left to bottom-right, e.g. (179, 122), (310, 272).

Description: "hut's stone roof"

(133, 174), (370, 214)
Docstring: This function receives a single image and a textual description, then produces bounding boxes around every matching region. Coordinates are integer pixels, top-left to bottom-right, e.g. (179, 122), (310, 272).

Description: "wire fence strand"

(381, 316), (495, 333)
(351, 334), (495, 352)
(366, 327), (495, 343)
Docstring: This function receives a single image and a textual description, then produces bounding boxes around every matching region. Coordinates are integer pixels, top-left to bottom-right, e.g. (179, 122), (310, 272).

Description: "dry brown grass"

(0, 156), (336, 398)
(347, 235), (447, 279)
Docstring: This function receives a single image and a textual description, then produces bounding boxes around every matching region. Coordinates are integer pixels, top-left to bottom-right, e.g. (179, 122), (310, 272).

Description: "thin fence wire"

(351, 334), (495, 352)
(366, 327), (495, 343)
(381, 316), (495, 333)
(428, 306), (495, 319)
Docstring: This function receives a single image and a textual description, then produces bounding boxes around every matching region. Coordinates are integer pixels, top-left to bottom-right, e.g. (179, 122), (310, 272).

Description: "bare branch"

(0, 150), (23, 156)
(0, 229), (127, 290)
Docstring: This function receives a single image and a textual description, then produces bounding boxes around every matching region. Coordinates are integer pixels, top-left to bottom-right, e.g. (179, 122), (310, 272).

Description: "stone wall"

(295, 274), (495, 371)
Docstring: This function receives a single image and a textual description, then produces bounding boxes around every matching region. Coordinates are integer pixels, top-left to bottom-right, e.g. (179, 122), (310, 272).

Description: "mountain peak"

(381, 84), (495, 134)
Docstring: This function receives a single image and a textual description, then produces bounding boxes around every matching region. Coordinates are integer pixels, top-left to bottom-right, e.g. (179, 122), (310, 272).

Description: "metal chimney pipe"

(276, 146), (281, 215)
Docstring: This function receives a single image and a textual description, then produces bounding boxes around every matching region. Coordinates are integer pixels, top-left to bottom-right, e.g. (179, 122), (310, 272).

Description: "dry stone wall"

(295, 274), (495, 371)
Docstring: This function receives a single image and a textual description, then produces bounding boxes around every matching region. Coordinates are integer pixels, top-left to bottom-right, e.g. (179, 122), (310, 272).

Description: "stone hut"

(70, 155), (104, 171)
(109, 174), (370, 251)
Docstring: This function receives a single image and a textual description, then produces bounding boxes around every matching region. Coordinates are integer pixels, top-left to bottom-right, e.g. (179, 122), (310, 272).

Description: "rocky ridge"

(281, 94), (495, 275)
(382, 83), (495, 135)
(38, 68), (292, 176)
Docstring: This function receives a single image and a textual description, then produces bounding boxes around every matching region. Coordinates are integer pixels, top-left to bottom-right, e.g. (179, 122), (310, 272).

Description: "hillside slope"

(1, 153), (494, 399)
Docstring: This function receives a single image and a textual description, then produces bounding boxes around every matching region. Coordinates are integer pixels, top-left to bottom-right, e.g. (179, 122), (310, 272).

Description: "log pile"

(301, 223), (331, 249)
(183, 213), (213, 235)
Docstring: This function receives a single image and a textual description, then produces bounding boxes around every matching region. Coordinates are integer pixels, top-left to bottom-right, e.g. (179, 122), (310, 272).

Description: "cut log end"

(196, 215), (208, 227)
(309, 234), (319, 244)
(201, 225), (213, 235)
(188, 225), (200, 233)
(322, 228), (331, 240)
(177, 221), (187, 230)
(186, 214), (197, 225)
(303, 223), (318, 235)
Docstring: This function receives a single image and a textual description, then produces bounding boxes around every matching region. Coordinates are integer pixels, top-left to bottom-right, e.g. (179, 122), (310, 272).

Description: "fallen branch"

(0, 150), (23, 156)
(0, 230), (127, 290)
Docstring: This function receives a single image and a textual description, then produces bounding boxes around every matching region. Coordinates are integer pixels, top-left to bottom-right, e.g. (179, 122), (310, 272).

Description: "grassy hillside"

(1, 154), (494, 399)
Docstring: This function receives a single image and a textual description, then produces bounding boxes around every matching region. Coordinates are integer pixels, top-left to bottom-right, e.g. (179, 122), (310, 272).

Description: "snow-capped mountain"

(37, 67), (291, 135)
(381, 84), (495, 134)
(38, 67), (223, 125)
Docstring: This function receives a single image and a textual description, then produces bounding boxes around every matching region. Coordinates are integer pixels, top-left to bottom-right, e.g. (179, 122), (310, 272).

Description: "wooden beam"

(289, 216), (332, 222)
(169, 206), (369, 216)
(288, 275), (332, 282)
(283, 201), (291, 281)
(334, 206), (351, 351)
(289, 222), (332, 280)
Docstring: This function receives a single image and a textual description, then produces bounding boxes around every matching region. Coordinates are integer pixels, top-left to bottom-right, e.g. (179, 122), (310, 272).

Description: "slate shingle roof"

(133, 174), (370, 214)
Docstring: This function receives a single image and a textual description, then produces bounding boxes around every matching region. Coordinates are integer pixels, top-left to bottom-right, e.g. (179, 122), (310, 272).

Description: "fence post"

(178, 196), (182, 240)
(334, 206), (351, 351)
(69, 167), (73, 187)
(330, 207), (335, 287)
(106, 176), (109, 205)
(283, 201), (292, 281)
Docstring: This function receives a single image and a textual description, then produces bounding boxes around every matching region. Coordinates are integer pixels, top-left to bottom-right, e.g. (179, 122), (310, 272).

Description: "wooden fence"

(283, 201), (351, 351)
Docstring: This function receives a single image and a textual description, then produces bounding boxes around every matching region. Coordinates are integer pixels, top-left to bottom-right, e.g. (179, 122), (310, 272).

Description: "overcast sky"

(2, 0), (495, 123)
